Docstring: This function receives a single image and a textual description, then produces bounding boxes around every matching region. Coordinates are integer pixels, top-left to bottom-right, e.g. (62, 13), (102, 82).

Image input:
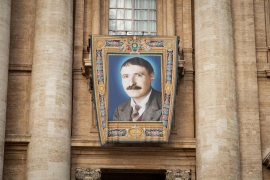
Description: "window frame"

(108, 0), (157, 35)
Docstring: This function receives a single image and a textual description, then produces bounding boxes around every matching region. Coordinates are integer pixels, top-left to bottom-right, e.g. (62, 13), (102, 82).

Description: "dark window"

(101, 169), (166, 180)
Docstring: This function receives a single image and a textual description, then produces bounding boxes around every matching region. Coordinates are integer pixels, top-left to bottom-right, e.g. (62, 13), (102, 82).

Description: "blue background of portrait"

(108, 54), (162, 121)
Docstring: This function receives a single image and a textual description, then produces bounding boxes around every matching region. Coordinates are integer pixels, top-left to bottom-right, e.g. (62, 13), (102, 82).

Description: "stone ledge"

(263, 152), (270, 169)
(4, 134), (31, 151)
(257, 70), (270, 78)
(265, 70), (270, 78)
(178, 59), (185, 68)
(256, 47), (269, 52)
(9, 64), (32, 72)
(71, 136), (196, 149)
(5, 134), (31, 144)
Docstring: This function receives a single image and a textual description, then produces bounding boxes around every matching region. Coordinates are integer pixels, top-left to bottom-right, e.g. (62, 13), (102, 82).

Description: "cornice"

(4, 134), (31, 151)
(71, 136), (196, 149)
(5, 134), (31, 144)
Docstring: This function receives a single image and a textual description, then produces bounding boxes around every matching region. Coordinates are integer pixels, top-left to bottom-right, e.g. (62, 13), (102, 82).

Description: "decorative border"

(91, 35), (178, 145)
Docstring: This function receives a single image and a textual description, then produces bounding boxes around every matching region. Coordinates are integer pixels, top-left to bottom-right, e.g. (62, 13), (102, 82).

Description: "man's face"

(120, 64), (154, 103)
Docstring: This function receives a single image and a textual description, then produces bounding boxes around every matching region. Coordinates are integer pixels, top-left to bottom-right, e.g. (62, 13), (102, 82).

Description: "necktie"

(132, 104), (141, 121)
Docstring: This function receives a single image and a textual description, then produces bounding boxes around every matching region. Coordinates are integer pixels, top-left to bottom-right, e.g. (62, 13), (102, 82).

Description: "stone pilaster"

(162, 0), (167, 35)
(92, 0), (101, 35)
(195, 1), (240, 179)
(167, 0), (175, 36)
(0, 0), (11, 179)
(26, 0), (73, 179)
(156, 0), (163, 35)
(232, 0), (263, 179)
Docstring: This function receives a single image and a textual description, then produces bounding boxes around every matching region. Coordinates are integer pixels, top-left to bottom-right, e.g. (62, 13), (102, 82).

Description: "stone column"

(195, 1), (240, 179)
(166, 0), (175, 36)
(26, 0), (73, 179)
(0, 1), (11, 179)
(92, 0), (100, 35)
(232, 1), (262, 179)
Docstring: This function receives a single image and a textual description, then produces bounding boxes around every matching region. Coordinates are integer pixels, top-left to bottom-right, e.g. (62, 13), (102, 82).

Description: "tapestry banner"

(91, 35), (178, 145)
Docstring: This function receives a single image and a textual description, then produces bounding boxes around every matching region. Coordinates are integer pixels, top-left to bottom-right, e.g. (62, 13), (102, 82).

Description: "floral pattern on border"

(145, 129), (163, 137)
(162, 50), (174, 127)
(96, 50), (106, 129)
(108, 129), (127, 137)
(105, 40), (124, 47)
(147, 40), (164, 47)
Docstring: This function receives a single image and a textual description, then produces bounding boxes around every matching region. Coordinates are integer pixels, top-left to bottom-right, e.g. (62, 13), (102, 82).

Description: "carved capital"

(166, 169), (191, 180)
(263, 152), (270, 169)
(76, 168), (101, 180)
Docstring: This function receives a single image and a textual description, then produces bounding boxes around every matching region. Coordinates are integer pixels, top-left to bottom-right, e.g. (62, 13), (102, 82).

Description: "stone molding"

(265, 70), (270, 78)
(76, 168), (191, 180)
(5, 134), (31, 144)
(263, 152), (270, 169)
(256, 47), (269, 52)
(166, 169), (191, 180)
(257, 70), (270, 78)
(9, 64), (32, 72)
(178, 59), (185, 77)
(71, 137), (196, 148)
(76, 168), (101, 180)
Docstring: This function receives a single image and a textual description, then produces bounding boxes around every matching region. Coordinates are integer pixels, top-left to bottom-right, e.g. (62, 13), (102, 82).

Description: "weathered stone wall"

(70, 0), (196, 179)
(175, 0), (194, 138)
(232, 0), (262, 179)
(255, 0), (270, 179)
(3, 0), (35, 179)
(0, 0), (11, 179)
(6, 0), (35, 135)
(259, 78), (270, 179)
(3, 145), (27, 180)
(3, 0), (270, 179)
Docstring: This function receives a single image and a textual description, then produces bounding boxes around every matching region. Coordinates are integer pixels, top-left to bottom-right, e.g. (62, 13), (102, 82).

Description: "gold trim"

(91, 35), (178, 145)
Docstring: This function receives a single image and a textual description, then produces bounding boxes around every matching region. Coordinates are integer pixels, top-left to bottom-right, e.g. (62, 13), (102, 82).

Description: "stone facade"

(1, 0), (270, 179)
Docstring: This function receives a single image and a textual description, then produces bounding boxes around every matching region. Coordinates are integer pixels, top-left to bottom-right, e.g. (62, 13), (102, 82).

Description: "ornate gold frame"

(91, 35), (178, 145)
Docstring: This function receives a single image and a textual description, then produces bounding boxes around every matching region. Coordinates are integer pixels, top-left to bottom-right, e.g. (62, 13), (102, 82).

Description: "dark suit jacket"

(113, 89), (162, 121)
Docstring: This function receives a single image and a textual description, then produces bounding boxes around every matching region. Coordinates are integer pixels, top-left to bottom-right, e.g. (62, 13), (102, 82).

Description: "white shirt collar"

(130, 89), (152, 117)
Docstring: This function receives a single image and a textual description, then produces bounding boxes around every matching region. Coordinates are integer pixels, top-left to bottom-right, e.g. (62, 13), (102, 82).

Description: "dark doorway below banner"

(101, 169), (166, 180)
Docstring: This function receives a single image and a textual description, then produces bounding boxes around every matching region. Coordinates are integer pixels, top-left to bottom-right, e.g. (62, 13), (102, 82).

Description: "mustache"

(126, 84), (142, 90)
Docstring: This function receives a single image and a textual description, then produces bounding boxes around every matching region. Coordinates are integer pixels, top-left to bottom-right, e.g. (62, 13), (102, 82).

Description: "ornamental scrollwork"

(76, 168), (101, 180)
(166, 169), (191, 180)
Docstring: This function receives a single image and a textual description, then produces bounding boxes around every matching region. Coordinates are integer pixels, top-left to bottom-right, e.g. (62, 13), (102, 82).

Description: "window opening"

(109, 0), (156, 35)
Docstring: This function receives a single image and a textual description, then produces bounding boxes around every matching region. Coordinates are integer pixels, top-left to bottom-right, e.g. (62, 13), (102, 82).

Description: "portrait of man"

(112, 57), (162, 121)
